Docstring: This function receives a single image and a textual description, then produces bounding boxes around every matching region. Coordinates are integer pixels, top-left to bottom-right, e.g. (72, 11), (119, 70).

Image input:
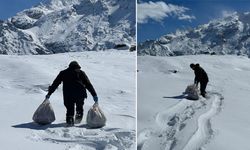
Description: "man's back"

(194, 66), (209, 82)
(60, 68), (86, 97)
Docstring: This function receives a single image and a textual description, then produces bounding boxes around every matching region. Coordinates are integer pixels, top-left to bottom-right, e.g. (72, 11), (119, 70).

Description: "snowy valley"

(0, 0), (136, 149)
(137, 9), (250, 150)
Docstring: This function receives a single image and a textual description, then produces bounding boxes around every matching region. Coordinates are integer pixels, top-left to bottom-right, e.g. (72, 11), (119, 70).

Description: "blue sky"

(138, 0), (250, 42)
(0, 0), (43, 20)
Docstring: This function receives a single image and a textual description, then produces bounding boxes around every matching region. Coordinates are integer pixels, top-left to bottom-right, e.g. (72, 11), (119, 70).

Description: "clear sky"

(0, 0), (43, 20)
(138, 0), (250, 42)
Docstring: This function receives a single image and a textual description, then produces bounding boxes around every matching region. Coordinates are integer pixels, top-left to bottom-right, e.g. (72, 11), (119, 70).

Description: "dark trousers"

(200, 81), (208, 95)
(64, 97), (84, 117)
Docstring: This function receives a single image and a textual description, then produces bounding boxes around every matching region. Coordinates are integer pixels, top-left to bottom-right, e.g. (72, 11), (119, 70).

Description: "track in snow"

(137, 92), (224, 150)
(27, 125), (135, 150)
(183, 93), (223, 150)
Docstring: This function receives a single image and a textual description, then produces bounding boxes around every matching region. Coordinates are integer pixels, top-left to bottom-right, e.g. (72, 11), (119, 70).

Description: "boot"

(66, 116), (74, 127)
(201, 92), (206, 98)
(75, 113), (83, 124)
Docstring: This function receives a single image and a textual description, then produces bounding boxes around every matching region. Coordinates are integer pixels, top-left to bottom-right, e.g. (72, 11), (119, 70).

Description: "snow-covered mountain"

(0, 0), (135, 55)
(138, 12), (250, 57)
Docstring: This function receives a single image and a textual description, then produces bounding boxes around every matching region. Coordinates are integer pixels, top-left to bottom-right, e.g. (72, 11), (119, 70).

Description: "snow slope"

(0, 0), (135, 54)
(0, 51), (136, 150)
(138, 12), (250, 57)
(137, 55), (250, 150)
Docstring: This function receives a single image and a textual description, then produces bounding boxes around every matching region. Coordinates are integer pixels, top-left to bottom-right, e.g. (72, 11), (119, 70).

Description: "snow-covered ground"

(0, 51), (136, 150)
(137, 55), (250, 150)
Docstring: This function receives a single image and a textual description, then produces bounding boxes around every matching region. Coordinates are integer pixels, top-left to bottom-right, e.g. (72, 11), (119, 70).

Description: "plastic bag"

(86, 103), (106, 128)
(185, 84), (199, 100)
(32, 99), (56, 125)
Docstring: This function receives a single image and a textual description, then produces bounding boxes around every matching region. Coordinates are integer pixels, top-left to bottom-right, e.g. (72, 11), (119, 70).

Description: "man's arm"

(81, 71), (97, 97)
(194, 70), (199, 85)
(47, 71), (63, 96)
(194, 76), (198, 85)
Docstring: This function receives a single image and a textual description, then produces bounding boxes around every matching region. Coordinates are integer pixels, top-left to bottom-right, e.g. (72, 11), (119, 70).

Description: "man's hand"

(93, 96), (98, 103)
(45, 94), (50, 99)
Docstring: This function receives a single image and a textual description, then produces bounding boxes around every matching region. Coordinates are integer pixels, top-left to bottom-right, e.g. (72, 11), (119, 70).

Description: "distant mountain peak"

(42, 0), (81, 6)
(138, 11), (250, 57)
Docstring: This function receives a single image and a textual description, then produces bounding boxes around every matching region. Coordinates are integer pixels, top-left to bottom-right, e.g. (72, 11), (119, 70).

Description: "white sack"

(86, 104), (107, 128)
(185, 84), (199, 100)
(32, 99), (56, 125)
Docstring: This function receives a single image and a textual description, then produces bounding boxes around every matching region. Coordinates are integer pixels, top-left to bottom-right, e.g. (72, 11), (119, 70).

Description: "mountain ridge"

(0, 0), (135, 55)
(138, 12), (250, 57)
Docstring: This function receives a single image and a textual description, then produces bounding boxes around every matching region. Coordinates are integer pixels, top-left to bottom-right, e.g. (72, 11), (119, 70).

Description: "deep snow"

(137, 55), (250, 150)
(0, 51), (136, 150)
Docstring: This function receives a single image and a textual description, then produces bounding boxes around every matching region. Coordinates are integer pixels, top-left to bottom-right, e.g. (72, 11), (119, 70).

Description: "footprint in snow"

(29, 127), (135, 150)
(167, 115), (179, 126)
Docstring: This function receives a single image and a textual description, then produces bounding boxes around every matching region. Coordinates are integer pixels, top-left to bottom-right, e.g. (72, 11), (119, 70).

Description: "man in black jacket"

(46, 61), (98, 126)
(190, 63), (209, 97)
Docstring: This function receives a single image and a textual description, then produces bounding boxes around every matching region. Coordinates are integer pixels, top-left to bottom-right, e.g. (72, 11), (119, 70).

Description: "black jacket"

(194, 65), (209, 84)
(48, 67), (97, 99)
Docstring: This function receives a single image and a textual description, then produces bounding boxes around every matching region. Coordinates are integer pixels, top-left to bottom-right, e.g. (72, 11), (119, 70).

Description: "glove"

(93, 96), (98, 103)
(45, 94), (50, 99)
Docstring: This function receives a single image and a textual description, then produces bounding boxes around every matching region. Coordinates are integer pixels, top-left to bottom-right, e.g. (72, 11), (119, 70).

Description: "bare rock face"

(11, 16), (35, 29)
(25, 9), (44, 19)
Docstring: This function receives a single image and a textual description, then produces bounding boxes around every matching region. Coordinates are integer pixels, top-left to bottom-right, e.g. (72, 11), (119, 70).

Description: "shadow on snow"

(163, 93), (199, 101)
(12, 122), (95, 130)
